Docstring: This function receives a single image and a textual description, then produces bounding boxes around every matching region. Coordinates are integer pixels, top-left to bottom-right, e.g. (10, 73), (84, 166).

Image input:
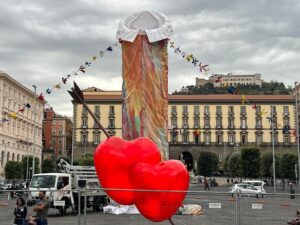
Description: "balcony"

(194, 112), (199, 116)
(171, 111), (177, 116)
(204, 125), (210, 129)
(228, 112), (234, 116)
(255, 125), (263, 130)
(81, 125), (88, 129)
(240, 126), (248, 130)
(216, 112), (222, 117)
(204, 112), (210, 117)
(283, 112), (289, 117)
(182, 112), (188, 116)
(228, 125), (235, 129)
(216, 125), (223, 129)
(240, 112), (247, 116)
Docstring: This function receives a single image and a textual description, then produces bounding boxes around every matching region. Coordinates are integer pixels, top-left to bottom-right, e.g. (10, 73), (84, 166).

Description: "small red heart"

(131, 160), (189, 222)
(94, 137), (161, 205)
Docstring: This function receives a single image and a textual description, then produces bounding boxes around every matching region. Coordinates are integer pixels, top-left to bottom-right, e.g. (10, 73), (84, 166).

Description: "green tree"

(78, 154), (94, 166)
(21, 156), (40, 179)
(223, 154), (231, 173)
(228, 153), (242, 177)
(5, 161), (23, 179)
(261, 152), (273, 178)
(240, 147), (261, 178)
(280, 153), (298, 180)
(42, 159), (55, 173)
(197, 152), (218, 177)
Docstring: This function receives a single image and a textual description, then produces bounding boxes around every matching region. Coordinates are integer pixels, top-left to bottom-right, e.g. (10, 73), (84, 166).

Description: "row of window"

(171, 116), (290, 129)
(81, 117), (115, 129)
(171, 105), (289, 115)
(0, 151), (24, 168)
(170, 132), (291, 145)
(82, 106), (115, 115)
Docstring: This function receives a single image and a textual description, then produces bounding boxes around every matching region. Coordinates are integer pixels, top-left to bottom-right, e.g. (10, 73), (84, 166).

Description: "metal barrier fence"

(0, 189), (299, 225)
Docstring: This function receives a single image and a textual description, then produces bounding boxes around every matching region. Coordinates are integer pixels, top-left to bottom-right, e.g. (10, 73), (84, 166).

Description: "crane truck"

(27, 159), (109, 215)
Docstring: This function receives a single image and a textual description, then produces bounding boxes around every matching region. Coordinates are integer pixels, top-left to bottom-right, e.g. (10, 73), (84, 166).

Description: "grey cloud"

(1, 0), (300, 117)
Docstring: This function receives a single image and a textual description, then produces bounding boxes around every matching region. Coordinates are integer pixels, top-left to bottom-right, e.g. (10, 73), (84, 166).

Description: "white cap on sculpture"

(116, 10), (173, 43)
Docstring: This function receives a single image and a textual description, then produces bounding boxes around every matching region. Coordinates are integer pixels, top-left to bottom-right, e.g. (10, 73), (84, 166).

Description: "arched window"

(1, 151), (4, 167)
(17, 154), (20, 162)
(12, 153), (15, 161)
(7, 152), (10, 162)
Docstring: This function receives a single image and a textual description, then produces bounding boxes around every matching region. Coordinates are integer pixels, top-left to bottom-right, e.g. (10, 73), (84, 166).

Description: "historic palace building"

(73, 87), (296, 170)
(0, 72), (43, 178)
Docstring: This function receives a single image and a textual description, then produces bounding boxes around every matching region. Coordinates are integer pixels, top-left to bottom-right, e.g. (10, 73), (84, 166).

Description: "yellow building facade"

(73, 88), (296, 170)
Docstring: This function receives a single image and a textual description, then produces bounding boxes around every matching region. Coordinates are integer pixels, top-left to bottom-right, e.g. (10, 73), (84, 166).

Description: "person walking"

(33, 191), (50, 225)
(204, 178), (210, 191)
(14, 197), (27, 225)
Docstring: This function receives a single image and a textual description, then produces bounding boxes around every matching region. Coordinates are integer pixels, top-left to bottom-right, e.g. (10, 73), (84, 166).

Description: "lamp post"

(271, 116), (276, 193)
(294, 82), (300, 185)
(268, 110), (276, 193)
(32, 85), (37, 177)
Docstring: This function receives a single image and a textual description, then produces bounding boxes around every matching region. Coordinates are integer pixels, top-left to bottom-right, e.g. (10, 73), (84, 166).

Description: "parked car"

(229, 183), (266, 198)
(243, 180), (266, 192)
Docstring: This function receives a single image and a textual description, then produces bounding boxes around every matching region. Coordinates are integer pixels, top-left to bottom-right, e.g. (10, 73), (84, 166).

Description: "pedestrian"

(198, 176), (202, 184)
(13, 197), (27, 225)
(204, 178), (210, 191)
(33, 191), (50, 225)
(10, 181), (16, 200)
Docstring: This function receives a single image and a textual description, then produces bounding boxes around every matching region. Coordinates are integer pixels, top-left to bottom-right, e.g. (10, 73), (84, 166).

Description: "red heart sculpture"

(94, 136), (161, 205)
(131, 160), (189, 222)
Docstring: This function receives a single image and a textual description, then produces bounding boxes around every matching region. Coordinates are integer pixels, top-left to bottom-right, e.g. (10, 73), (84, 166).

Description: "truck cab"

(28, 173), (74, 215)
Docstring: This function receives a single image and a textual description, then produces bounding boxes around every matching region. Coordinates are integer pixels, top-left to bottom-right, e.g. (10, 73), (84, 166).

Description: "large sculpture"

(117, 11), (173, 160)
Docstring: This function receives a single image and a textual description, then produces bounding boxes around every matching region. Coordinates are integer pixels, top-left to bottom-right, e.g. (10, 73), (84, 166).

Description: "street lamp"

(32, 85), (37, 177)
(268, 111), (276, 193)
(294, 82), (300, 185)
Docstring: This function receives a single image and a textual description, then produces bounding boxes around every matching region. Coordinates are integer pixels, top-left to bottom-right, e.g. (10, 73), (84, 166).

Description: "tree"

(42, 159), (55, 173)
(21, 156), (40, 179)
(223, 154), (231, 173)
(78, 154), (94, 166)
(240, 147), (261, 178)
(261, 152), (280, 178)
(228, 153), (242, 177)
(197, 152), (218, 177)
(280, 153), (298, 180)
(5, 161), (23, 179)
(261, 152), (273, 178)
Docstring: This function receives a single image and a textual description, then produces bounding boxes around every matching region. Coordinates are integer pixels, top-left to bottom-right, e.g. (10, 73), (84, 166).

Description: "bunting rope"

(0, 42), (119, 125)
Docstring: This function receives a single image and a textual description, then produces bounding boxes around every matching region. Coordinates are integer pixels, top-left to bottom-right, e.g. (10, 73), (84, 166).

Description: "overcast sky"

(1, 0), (300, 117)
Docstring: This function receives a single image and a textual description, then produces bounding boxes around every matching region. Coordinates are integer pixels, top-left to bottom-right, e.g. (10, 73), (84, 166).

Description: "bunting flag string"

(169, 40), (210, 75)
(0, 103), (31, 125)
(1, 42), (119, 126)
(37, 42), (119, 102)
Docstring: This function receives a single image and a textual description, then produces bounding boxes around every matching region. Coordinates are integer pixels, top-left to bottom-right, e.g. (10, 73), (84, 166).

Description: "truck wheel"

(59, 206), (66, 216)
(93, 196), (108, 212)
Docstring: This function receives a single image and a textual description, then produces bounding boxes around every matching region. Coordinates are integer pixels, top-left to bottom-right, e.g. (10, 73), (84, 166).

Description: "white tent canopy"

(116, 10), (173, 43)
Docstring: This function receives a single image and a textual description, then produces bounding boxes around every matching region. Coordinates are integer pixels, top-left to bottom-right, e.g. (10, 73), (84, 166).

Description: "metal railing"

(0, 188), (299, 225)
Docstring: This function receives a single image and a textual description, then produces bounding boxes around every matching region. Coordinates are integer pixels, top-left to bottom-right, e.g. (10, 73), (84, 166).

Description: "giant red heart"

(94, 136), (161, 205)
(131, 160), (189, 222)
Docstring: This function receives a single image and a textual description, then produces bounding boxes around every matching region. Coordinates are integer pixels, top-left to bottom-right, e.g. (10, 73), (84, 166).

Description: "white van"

(243, 180), (266, 193)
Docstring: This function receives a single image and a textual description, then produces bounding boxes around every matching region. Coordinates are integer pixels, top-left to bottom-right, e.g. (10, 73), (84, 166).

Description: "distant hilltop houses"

(196, 73), (262, 88)
(176, 73), (291, 95)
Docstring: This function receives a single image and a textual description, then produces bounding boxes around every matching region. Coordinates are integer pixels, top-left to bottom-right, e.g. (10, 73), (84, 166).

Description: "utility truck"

(27, 159), (108, 215)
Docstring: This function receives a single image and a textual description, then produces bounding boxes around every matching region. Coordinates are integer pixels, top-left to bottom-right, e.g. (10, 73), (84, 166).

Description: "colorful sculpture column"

(117, 11), (173, 160)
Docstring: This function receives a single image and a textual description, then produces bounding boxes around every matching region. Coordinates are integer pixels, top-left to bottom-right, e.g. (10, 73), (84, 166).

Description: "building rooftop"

(82, 91), (294, 104)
